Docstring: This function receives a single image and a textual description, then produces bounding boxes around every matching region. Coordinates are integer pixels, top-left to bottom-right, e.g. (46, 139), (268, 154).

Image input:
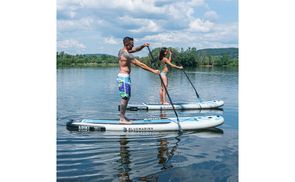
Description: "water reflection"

(116, 133), (181, 182)
(159, 110), (167, 118)
(118, 135), (132, 182)
(157, 135), (181, 170)
(115, 128), (223, 181)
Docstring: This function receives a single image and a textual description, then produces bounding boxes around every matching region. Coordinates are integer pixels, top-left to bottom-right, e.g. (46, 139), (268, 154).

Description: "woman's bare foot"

(163, 102), (170, 105)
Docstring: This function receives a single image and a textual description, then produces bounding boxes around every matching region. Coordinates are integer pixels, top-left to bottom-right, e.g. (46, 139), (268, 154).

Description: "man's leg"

(117, 74), (131, 124)
(120, 97), (131, 124)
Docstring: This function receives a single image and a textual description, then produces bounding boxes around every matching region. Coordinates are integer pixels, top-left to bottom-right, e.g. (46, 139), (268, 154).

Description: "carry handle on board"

(147, 46), (182, 132)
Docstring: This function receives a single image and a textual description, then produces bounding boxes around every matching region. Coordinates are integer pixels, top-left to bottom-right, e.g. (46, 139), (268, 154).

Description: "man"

(117, 37), (160, 124)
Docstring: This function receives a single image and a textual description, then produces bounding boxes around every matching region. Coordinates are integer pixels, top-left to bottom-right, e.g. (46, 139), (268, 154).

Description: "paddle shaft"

(182, 69), (200, 99)
(170, 53), (201, 100)
(147, 46), (181, 131)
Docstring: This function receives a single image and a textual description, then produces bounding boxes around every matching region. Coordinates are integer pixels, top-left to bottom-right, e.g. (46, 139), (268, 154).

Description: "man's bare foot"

(120, 118), (132, 124)
(124, 116), (131, 121)
(163, 102), (170, 105)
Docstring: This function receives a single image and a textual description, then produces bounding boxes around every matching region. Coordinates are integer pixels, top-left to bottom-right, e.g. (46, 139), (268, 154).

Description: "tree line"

(56, 52), (118, 67)
(57, 47), (238, 68)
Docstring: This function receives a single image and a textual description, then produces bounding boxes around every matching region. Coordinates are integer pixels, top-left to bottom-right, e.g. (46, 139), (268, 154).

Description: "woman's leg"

(160, 85), (164, 104)
(161, 74), (169, 104)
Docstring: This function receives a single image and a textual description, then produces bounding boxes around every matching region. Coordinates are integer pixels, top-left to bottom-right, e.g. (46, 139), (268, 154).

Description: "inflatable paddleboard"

(121, 100), (224, 111)
(66, 115), (224, 132)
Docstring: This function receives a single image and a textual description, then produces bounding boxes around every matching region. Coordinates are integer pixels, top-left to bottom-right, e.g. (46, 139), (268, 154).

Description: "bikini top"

(159, 61), (167, 72)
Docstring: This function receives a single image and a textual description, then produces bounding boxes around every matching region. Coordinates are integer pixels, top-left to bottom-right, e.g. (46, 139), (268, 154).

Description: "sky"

(57, 0), (238, 56)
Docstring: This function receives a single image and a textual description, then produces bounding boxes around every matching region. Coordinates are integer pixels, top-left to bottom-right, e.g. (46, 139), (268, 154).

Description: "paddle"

(181, 69), (201, 101)
(147, 46), (182, 132)
(171, 53), (202, 101)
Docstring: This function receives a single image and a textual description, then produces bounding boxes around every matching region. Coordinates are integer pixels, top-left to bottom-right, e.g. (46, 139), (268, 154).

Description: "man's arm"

(132, 59), (160, 74)
(129, 43), (150, 53)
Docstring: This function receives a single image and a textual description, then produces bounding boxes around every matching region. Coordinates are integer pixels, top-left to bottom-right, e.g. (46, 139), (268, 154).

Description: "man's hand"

(153, 69), (160, 74)
(129, 43), (150, 53)
(143, 43), (150, 47)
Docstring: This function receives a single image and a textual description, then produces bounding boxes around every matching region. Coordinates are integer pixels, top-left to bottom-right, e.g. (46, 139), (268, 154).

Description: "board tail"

(66, 119), (79, 131)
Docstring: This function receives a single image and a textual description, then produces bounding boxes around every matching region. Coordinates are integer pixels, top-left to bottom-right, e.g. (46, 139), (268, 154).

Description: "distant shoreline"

(57, 47), (238, 68)
(57, 63), (118, 68)
(57, 63), (238, 68)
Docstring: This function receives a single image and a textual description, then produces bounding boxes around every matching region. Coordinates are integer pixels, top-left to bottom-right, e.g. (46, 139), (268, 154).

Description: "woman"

(158, 47), (183, 104)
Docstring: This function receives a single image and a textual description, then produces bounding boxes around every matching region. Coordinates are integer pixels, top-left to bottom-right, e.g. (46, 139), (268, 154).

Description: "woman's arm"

(164, 57), (183, 69)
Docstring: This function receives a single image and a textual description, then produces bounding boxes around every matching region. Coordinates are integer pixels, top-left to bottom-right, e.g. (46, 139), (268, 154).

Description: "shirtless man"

(117, 37), (160, 124)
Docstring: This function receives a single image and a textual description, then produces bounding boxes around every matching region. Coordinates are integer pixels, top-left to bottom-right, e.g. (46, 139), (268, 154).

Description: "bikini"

(159, 61), (168, 76)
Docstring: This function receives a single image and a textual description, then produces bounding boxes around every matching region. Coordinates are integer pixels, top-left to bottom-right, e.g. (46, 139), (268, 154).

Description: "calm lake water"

(57, 66), (238, 181)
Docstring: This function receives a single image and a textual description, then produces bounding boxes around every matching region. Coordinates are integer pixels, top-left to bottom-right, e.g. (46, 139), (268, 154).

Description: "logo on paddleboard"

(123, 127), (154, 132)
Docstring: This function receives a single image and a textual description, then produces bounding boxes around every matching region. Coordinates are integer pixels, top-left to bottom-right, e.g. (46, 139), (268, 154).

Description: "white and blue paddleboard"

(123, 100), (224, 111)
(66, 115), (224, 132)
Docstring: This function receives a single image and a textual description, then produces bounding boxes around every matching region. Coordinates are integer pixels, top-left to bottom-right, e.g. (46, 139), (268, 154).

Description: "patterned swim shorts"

(117, 73), (131, 99)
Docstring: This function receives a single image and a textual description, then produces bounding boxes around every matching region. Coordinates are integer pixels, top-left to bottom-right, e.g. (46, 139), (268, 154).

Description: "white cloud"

(188, 0), (205, 6)
(104, 37), (118, 45)
(141, 22), (238, 50)
(57, 0), (204, 19)
(118, 15), (161, 33)
(58, 0), (161, 14)
(164, 3), (193, 20)
(57, 17), (104, 31)
(204, 10), (219, 21)
(57, 0), (83, 11)
(114, 0), (160, 12)
(57, 39), (86, 53)
(68, 11), (77, 18)
(142, 32), (176, 42)
(188, 19), (214, 32)
(130, 20), (160, 33)
(203, 23), (238, 42)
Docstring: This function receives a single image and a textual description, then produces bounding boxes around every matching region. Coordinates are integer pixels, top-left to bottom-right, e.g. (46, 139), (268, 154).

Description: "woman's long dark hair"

(159, 47), (167, 61)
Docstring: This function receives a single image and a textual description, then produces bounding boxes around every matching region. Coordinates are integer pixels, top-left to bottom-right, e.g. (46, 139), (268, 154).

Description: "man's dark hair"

(123, 36), (133, 46)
